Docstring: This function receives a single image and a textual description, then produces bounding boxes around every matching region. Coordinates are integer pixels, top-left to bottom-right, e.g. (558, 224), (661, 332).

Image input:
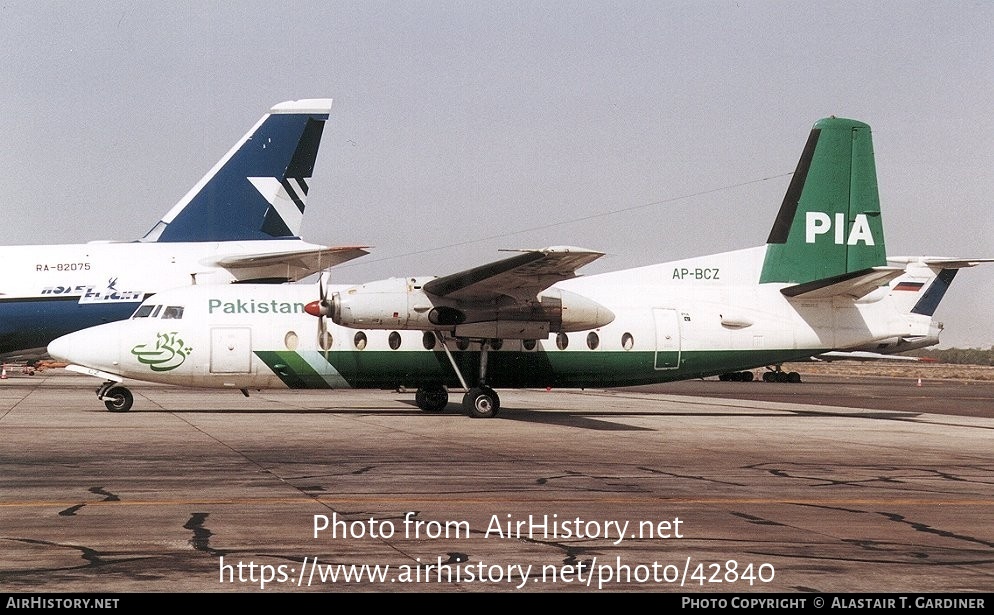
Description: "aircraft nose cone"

(47, 327), (117, 370)
(47, 334), (75, 363)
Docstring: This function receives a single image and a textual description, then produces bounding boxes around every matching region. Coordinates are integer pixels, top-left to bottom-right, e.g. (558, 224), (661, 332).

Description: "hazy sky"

(1, 1), (991, 348)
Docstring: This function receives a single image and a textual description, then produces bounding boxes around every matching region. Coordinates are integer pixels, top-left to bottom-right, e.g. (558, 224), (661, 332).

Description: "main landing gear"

(462, 385), (501, 419)
(415, 384), (449, 413)
(97, 381), (134, 412)
(717, 366), (803, 383)
(413, 383), (501, 418)
(413, 334), (502, 418)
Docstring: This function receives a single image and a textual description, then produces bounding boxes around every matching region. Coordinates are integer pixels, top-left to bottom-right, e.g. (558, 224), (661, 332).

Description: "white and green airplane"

(47, 117), (985, 417)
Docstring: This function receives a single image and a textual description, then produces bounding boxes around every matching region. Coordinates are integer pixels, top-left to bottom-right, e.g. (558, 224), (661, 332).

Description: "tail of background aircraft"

(140, 99), (333, 243)
(760, 117), (887, 285)
(882, 258), (955, 317)
(886, 256), (994, 316)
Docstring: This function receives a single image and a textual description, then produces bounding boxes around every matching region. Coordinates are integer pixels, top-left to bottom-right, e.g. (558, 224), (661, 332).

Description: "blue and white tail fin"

(140, 99), (333, 243)
(886, 257), (993, 316)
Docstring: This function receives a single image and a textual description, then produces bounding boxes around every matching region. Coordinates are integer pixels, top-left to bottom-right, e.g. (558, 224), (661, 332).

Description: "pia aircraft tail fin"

(760, 117), (887, 285)
(141, 99), (333, 243)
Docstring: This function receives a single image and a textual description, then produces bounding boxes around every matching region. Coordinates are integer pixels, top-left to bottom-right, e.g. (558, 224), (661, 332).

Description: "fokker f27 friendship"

(48, 117), (987, 416)
(0, 99), (365, 361)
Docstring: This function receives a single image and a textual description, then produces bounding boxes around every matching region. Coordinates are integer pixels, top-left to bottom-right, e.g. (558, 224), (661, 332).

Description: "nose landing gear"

(97, 381), (134, 412)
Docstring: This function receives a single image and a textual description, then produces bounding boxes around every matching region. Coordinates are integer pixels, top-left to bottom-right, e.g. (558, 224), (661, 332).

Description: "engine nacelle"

(330, 277), (437, 329)
(328, 277), (615, 337)
(538, 288), (615, 332)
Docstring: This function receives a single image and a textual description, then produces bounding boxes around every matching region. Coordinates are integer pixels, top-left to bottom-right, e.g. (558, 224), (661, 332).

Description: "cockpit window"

(132, 305), (157, 319)
(161, 306), (184, 320)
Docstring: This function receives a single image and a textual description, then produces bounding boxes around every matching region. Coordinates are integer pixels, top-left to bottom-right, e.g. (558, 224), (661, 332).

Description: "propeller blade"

(317, 271), (330, 360)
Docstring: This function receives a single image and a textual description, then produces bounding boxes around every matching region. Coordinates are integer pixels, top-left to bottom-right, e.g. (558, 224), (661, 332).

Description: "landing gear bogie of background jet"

(415, 384), (449, 412)
(762, 370), (802, 383)
(718, 371), (754, 382)
(463, 386), (500, 419)
(100, 385), (134, 412)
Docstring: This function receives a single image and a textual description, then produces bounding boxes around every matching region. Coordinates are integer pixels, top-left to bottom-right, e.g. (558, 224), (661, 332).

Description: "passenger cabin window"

(161, 306), (184, 320)
(622, 332), (634, 350)
(586, 332), (599, 350)
(422, 332), (436, 350)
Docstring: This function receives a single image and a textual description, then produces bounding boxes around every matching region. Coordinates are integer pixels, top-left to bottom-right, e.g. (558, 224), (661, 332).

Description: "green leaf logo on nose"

(131, 332), (192, 372)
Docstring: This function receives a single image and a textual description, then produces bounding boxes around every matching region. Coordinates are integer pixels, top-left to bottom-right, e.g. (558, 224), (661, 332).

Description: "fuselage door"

(653, 308), (681, 370)
(210, 327), (252, 373)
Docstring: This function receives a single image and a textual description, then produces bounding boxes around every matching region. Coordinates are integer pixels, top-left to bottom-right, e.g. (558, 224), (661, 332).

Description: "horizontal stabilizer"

(918, 257), (994, 269)
(781, 267), (904, 299)
(424, 246), (604, 302)
(214, 246), (368, 281)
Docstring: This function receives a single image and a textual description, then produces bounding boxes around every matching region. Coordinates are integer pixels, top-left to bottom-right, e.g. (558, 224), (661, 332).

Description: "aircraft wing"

(422, 246), (604, 303)
(214, 246), (369, 281)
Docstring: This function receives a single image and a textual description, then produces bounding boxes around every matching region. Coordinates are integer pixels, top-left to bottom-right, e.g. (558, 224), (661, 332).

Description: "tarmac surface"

(1, 369), (992, 594)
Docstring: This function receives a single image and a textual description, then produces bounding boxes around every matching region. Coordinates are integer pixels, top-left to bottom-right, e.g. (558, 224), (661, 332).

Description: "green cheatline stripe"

(255, 351), (335, 389)
(255, 348), (823, 390)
